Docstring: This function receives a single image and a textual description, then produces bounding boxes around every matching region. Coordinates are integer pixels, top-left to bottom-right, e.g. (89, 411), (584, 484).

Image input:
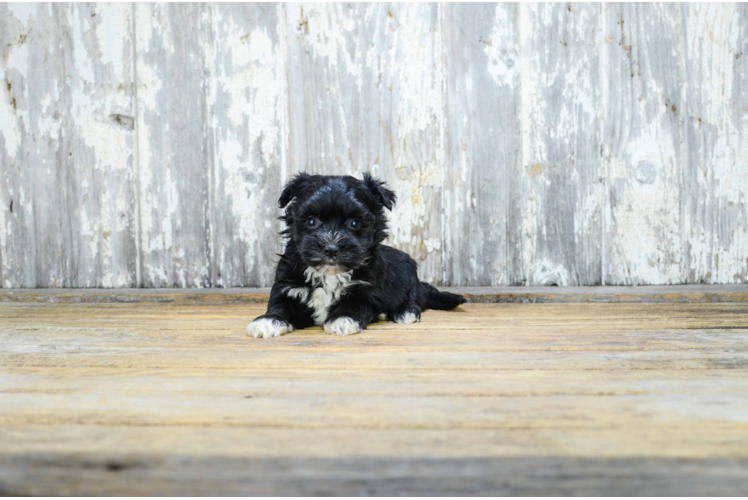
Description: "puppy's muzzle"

(321, 232), (342, 258)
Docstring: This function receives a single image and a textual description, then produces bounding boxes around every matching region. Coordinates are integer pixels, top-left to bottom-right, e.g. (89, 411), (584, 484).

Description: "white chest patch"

(284, 267), (360, 325)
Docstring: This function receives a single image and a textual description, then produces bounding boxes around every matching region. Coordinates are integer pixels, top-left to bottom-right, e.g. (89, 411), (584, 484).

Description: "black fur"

(250, 173), (466, 336)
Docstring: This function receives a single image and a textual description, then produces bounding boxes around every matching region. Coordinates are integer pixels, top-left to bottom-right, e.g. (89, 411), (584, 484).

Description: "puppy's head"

(279, 173), (396, 273)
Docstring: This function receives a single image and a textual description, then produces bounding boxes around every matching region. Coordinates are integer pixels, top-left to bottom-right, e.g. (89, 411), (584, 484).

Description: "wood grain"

(2, 455), (747, 496)
(517, 3), (604, 286)
(284, 3), (445, 282)
(67, 3), (139, 288)
(206, 3), (285, 287)
(2, 4), (78, 287)
(1, 4), (140, 288)
(2, 284), (748, 304)
(1, 299), (747, 494)
(442, 4), (521, 286)
(2, 3), (748, 288)
(684, 3), (748, 284)
(134, 3), (212, 287)
(603, 3), (686, 285)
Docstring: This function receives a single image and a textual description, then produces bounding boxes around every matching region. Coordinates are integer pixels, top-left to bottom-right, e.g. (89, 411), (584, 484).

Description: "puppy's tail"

(419, 282), (467, 311)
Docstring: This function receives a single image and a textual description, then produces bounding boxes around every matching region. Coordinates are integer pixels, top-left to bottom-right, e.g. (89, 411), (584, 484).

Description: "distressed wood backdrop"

(1, 3), (747, 288)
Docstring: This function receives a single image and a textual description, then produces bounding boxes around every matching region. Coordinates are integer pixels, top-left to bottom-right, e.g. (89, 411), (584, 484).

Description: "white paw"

(247, 317), (293, 339)
(324, 317), (362, 336)
(394, 311), (420, 324)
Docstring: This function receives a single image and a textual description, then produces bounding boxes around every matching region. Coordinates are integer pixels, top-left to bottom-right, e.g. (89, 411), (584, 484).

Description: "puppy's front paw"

(393, 310), (421, 324)
(247, 316), (294, 339)
(324, 317), (363, 336)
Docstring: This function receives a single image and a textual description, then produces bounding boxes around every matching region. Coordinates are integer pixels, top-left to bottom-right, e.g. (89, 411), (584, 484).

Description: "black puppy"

(247, 173), (466, 338)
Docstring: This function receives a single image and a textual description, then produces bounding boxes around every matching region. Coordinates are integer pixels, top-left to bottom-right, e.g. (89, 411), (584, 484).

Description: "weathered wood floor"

(1, 288), (748, 495)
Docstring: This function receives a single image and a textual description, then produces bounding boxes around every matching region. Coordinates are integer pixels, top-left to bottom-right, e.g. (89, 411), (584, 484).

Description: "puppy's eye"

(347, 219), (360, 230)
(306, 217), (318, 228)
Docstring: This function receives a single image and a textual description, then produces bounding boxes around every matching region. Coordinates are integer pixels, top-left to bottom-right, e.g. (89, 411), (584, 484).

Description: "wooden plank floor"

(1, 291), (748, 495)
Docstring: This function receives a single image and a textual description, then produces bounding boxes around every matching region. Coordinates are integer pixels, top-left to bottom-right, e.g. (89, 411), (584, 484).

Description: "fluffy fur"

(247, 173), (466, 338)
(247, 317), (294, 339)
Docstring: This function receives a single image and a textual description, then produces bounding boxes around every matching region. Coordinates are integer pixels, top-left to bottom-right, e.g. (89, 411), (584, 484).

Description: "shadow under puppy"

(248, 173), (466, 339)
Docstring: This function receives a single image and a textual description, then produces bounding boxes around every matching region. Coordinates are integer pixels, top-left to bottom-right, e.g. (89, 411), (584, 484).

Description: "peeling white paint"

(207, 5), (284, 287)
(531, 258), (571, 286)
(68, 7), (95, 85)
(395, 6), (441, 134)
(1, 36), (30, 159)
(518, 3), (603, 285)
(94, 4), (129, 79)
(424, 238), (441, 253)
(0, 90), (21, 159)
(8, 3), (36, 26)
(686, 3), (748, 283)
(2, 3), (748, 288)
(6, 39), (30, 79)
(134, 4), (160, 247)
(293, 4), (358, 77)
(485, 6), (517, 86)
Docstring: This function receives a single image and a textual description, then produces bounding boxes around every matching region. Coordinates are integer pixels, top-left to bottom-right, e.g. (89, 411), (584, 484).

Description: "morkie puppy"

(247, 173), (466, 339)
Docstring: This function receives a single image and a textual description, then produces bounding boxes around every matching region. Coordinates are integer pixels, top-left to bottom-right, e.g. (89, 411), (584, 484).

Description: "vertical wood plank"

(135, 3), (211, 287)
(1, 4), (137, 288)
(206, 3), (285, 287)
(602, 3), (686, 285)
(685, 4), (748, 284)
(517, 3), (604, 286)
(0, 2), (5, 287)
(283, 3), (445, 283)
(0, 3), (40, 287)
(441, 4), (521, 286)
(1, 4), (73, 287)
(63, 3), (138, 287)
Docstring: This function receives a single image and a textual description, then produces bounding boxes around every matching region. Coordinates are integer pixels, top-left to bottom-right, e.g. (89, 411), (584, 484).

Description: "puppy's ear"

(279, 173), (313, 209)
(363, 173), (396, 211)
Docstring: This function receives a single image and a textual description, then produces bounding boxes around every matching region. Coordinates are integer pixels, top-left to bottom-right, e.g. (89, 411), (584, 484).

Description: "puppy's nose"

(324, 244), (339, 257)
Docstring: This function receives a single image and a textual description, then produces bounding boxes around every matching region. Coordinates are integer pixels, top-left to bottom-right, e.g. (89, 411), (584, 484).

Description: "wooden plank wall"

(1, 3), (746, 288)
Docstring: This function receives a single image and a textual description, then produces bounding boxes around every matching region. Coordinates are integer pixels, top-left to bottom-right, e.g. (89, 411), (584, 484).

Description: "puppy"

(247, 173), (466, 339)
